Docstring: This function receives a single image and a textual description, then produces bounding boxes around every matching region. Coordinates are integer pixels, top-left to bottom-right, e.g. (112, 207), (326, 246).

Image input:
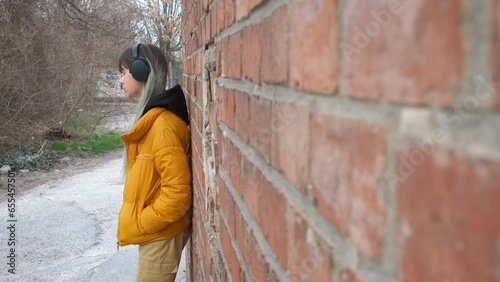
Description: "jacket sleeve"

(139, 129), (192, 234)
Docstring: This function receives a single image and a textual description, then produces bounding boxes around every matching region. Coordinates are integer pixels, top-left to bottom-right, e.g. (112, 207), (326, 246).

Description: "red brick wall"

(181, 0), (500, 281)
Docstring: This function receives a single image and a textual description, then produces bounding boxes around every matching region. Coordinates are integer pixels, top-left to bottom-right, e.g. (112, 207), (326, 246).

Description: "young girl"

(116, 43), (191, 282)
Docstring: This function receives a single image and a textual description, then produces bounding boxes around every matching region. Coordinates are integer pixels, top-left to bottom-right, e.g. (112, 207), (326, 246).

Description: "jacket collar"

(122, 107), (165, 143)
(142, 85), (189, 126)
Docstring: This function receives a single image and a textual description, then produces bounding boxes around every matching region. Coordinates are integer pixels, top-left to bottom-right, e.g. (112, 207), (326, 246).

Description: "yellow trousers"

(136, 228), (190, 282)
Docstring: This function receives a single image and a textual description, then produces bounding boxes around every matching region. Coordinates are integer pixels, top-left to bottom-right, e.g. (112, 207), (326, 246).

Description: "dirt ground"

(3, 150), (123, 193)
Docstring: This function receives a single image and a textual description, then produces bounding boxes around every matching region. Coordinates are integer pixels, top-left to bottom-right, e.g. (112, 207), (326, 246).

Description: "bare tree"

(0, 0), (140, 154)
(134, 0), (182, 86)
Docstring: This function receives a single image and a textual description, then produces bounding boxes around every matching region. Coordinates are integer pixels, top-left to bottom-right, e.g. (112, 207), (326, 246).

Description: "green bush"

(0, 147), (64, 171)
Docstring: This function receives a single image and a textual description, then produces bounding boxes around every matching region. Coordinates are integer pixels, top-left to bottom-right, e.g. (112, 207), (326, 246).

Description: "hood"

(142, 84), (189, 126)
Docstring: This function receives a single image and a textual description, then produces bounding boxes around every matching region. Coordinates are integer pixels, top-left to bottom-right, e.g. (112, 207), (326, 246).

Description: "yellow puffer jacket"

(117, 107), (192, 246)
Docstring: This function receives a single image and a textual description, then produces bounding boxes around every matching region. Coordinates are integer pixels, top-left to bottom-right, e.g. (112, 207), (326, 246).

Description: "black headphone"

(129, 43), (150, 82)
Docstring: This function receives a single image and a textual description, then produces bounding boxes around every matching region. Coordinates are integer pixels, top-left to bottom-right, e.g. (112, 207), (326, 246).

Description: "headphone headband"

(132, 42), (141, 59)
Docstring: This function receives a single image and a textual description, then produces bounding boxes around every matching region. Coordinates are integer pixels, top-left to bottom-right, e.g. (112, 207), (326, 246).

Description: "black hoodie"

(142, 84), (190, 126)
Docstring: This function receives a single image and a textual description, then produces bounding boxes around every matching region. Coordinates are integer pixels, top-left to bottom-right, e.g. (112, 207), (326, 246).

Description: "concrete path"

(0, 153), (187, 282)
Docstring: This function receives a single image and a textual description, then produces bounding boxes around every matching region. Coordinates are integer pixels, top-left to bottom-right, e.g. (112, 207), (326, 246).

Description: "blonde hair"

(118, 43), (169, 174)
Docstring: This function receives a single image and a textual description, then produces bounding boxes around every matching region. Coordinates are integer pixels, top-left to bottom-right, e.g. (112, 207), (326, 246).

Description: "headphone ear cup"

(129, 58), (150, 82)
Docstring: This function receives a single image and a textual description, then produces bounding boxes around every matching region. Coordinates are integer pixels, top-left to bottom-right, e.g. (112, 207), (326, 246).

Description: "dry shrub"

(0, 0), (138, 154)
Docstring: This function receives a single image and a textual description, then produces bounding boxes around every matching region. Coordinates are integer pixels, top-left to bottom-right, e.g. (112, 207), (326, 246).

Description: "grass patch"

(0, 132), (124, 171)
(48, 132), (123, 157)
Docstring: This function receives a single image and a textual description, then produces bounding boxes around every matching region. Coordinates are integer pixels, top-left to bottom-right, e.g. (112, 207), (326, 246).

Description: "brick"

(234, 204), (251, 266)
(343, 0), (464, 106)
(194, 90), (203, 127)
(310, 114), (388, 258)
(191, 244), (203, 280)
(195, 53), (201, 76)
(224, 0), (234, 28)
(228, 31), (242, 79)
(220, 136), (241, 194)
(225, 88), (235, 129)
(244, 160), (288, 269)
(213, 122), (222, 166)
(215, 40), (222, 76)
(235, 0), (248, 21)
(220, 223), (241, 282)
(209, 102), (220, 166)
(211, 6), (217, 39)
(188, 100), (197, 130)
(192, 171), (203, 202)
(258, 179), (288, 269)
(242, 24), (262, 84)
(198, 0), (204, 21)
(192, 184), (202, 223)
(191, 126), (202, 159)
(196, 102), (203, 131)
(199, 18), (205, 46)
(261, 5), (288, 84)
(188, 77), (194, 101)
(289, 210), (334, 282)
(198, 52), (205, 76)
(182, 58), (187, 75)
(490, 0), (500, 108)
(338, 269), (361, 282)
(194, 53), (199, 76)
(248, 234), (269, 281)
(249, 95), (272, 163)
(185, 77), (192, 96)
(188, 100), (195, 129)
(396, 144), (500, 282)
(228, 138), (242, 193)
(195, 28), (201, 49)
(214, 177), (223, 232)
(205, 16), (211, 45)
(236, 0), (264, 21)
(192, 205), (209, 268)
(183, 42), (189, 58)
(219, 181), (236, 236)
(290, 0), (338, 94)
(217, 0), (225, 34)
(195, 154), (206, 193)
(203, 13), (208, 45)
(249, 0), (263, 12)
(217, 86), (226, 121)
(189, 55), (194, 77)
(185, 57), (191, 76)
(275, 102), (311, 194)
(234, 91), (250, 142)
(243, 159), (260, 222)
(219, 37), (229, 77)
(191, 132), (205, 193)
(194, 1), (200, 22)
(210, 70), (218, 97)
